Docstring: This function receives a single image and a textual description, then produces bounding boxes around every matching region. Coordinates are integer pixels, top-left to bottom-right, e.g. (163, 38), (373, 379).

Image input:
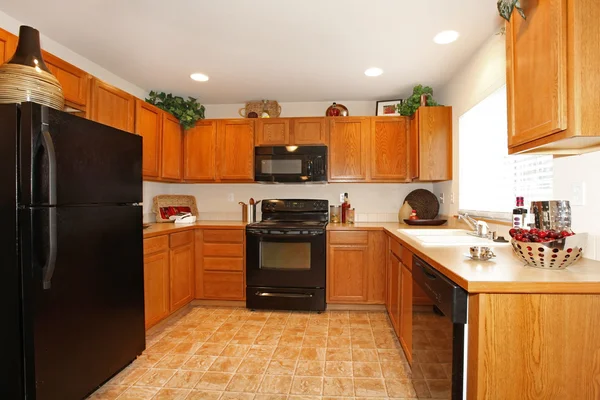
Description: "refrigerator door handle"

(42, 207), (58, 290)
(40, 128), (57, 204)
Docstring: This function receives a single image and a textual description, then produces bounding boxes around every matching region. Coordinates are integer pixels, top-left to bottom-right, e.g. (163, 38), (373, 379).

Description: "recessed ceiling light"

(433, 30), (460, 44)
(364, 67), (383, 77)
(190, 73), (209, 82)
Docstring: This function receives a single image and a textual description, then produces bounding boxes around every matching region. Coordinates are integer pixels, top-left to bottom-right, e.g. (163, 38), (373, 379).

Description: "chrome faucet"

(458, 213), (490, 238)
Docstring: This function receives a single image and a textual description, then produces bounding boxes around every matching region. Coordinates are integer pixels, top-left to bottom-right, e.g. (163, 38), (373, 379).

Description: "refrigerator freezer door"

(19, 102), (142, 206)
(20, 204), (145, 400)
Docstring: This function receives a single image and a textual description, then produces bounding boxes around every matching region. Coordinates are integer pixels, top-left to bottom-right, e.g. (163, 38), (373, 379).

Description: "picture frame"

(375, 99), (403, 116)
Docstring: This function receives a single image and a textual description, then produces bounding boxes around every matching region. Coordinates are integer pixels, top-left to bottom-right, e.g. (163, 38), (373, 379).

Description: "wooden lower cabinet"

(388, 252), (401, 336)
(195, 228), (245, 301)
(399, 263), (413, 363)
(143, 250), (170, 330)
(327, 231), (386, 304)
(169, 241), (194, 312)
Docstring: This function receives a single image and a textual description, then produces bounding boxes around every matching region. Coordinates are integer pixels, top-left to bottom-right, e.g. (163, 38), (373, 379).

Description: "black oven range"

(246, 199), (328, 311)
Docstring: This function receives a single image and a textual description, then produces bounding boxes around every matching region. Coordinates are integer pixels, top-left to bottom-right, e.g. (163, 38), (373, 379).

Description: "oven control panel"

(262, 199), (329, 213)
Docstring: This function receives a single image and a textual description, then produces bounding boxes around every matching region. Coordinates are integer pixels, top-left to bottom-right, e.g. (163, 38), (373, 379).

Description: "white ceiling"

(2, 0), (501, 104)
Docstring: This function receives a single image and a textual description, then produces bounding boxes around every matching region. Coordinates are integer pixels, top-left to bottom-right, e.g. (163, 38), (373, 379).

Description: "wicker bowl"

(511, 233), (587, 269)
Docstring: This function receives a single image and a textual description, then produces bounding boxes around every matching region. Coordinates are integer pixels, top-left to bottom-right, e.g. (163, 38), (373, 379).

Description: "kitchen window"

(458, 85), (553, 220)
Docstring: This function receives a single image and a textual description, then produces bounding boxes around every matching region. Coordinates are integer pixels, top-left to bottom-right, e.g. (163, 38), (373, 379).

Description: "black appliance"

(0, 103), (145, 400)
(254, 146), (327, 183)
(246, 199), (328, 311)
(413, 256), (468, 400)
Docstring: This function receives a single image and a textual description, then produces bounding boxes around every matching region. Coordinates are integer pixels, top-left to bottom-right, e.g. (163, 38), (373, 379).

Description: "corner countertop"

(143, 221), (247, 238)
(328, 222), (600, 294)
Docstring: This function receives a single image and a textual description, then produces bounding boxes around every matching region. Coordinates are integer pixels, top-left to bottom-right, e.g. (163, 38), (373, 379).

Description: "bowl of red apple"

(509, 228), (587, 269)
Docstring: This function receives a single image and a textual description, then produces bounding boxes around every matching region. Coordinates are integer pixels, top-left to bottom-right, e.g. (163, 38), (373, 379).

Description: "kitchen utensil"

(530, 200), (572, 231)
(404, 189), (439, 220)
(403, 219), (447, 226)
(239, 202), (248, 222)
(247, 204), (257, 223)
(249, 198), (255, 205)
(174, 214), (197, 224)
(468, 246), (496, 261)
(510, 233), (587, 269)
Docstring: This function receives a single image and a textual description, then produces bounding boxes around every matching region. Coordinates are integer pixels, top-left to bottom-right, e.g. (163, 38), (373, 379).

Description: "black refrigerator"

(0, 102), (146, 400)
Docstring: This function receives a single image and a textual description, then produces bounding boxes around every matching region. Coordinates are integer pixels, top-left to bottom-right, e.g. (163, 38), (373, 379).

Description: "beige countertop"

(143, 221), (247, 238)
(329, 222), (600, 294)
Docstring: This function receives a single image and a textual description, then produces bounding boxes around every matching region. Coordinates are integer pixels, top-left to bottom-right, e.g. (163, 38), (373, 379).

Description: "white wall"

(204, 101), (376, 119)
(0, 10), (146, 98)
(432, 32), (600, 260)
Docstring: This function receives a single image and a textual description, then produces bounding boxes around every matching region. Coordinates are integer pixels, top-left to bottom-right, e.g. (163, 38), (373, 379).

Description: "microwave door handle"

(307, 159), (313, 177)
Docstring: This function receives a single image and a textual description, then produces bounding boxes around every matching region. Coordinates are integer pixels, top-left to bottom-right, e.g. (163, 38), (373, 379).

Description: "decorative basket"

(152, 195), (199, 223)
(511, 233), (587, 269)
(238, 100), (281, 118)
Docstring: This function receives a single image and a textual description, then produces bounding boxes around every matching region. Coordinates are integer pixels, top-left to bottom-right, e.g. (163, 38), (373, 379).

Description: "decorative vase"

(0, 26), (64, 110)
(398, 201), (412, 223)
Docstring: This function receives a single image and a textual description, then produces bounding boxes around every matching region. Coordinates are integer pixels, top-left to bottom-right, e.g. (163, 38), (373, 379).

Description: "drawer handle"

(256, 291), (313, 298)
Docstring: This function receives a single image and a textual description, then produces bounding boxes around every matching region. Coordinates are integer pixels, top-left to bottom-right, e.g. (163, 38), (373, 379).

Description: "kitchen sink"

(397, 229), (510, 246)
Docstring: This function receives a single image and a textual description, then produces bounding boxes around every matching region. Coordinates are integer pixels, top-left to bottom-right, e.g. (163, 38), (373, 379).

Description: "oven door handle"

(247, 232), (324, 239)
(256, 291), (314, 298)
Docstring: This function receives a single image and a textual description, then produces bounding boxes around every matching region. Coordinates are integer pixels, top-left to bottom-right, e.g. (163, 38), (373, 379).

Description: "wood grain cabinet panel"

(43, 51), (90, 112)
(135, 100), (162, 179)
(328, 245), (369, 303)
(90, 78), (135, 133)
(388, 252), (401, 336)
(399, 263), (413, 364)
(328, 117), (369, 181)
(184, 120), (217, 181)
(411, 107), (452, 181)
(217, 119), (254, 181)
(143, 250), (169, 329)
(203, 272), (244, 300)
(506, 0), (567, 147)
(0, 28), (17, 65)
(255, 118), (289, 145)
(169, 243), (194, 312)
(370, 117), (409, 181)
(292, 118), (328, 145)
(161, 113), (183, 181)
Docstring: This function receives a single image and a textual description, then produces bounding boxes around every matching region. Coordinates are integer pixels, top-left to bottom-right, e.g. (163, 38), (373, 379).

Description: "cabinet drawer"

(203, 243), (244, 257)
(329, 231), (369, 245)
(203, 272), (244, 299)
(203, 229), (244, 243)
(144, 235), (169, 255)
(204, 257), (244, 272)
(170, 230), (194, 248)
(390, 239), (403, 258)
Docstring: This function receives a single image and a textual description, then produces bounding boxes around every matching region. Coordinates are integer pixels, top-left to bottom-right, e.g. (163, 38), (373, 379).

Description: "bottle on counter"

(512, 196), (528, 228)
(341, 193), (350, 223)
(409, 209), (419, 220)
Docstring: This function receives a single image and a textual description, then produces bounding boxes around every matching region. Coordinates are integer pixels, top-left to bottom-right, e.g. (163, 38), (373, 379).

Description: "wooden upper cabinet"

(255, 118), (290, 146)
(161, 113), (183, 181)
(184, 120), (217, 181)
(43, 51), (90, 112)
(216, 119), (254, 181)
(90, 78), (135, 133)
(370, 117), (409, 181)
(329, 117), (369, 181)
(135, 100), (162, 179)
(410, 107), (452, 181)
(0, 28), (17, 65)
(506, 0), (567, 147)
(292, 117), (328, 145)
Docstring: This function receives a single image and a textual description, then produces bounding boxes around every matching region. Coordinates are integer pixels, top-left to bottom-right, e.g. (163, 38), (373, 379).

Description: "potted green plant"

(497, 0), (526, 22)
(146, 91), (206, 130)
(396, 85), (440, 117)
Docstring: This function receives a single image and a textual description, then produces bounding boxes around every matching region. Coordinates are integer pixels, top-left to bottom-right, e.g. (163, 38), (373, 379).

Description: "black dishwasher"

(413, 256), (468, 400)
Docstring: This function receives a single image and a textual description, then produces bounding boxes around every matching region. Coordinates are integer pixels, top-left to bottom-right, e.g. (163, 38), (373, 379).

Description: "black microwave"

(255, 146), (327, 183)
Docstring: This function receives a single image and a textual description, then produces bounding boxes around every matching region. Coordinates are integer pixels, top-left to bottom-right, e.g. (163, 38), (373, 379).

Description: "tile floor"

(87, 306), (451, 400)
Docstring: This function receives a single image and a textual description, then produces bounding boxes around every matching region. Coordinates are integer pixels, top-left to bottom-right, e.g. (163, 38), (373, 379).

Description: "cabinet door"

(329, 117), (369, 181)
(90, 78), (135, 132)
(161, 113), (183, 181)
(216, 119), (254, 181)
(135, 100), (162, 179)
(43, 51), (90, 111)
(370, 117), (409, 181)
(292, 117), (328, 145)
(143, 250), (169, 329)
(417, 107), (453, 181)
(389, 253), (401, 336)
(169, 243), (194, 312)
(506, 0), (567, 147)
(399, 264), (413, 363)
(327, 245), (369, 303)
(409, 112), (419, 180)
(0, 28), (17, 64)
(184, 120), (217, 181)
(255, 118), (290, 145)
